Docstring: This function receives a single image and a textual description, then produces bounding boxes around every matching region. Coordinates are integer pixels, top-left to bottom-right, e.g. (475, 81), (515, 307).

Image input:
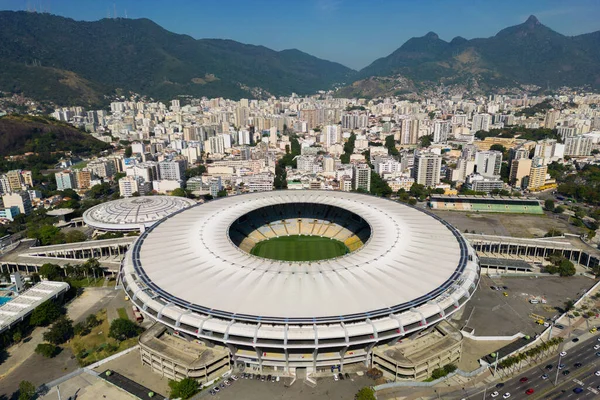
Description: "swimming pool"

(0, 296), (11, 306)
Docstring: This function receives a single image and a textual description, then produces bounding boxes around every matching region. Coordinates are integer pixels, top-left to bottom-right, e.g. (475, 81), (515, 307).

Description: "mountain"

(0, 115), (111, 156)
(355, 15), (600, 96)
(0, 11), (354, 106)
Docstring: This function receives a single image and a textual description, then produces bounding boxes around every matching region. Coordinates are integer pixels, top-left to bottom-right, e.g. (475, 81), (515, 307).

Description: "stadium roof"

(128, 191), (476, 322)
(83, 196), (197, 231)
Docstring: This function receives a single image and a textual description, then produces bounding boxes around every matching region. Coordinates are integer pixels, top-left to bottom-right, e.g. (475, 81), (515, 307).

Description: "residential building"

(474, 151), (502, 178)
(509, 158), (533, 188)
(527, 158), (548, 190)
(412, 152), (442, 187)
(564, 135), (593, 156)
(352, 164), (371, 192)
(465, 174), (504, 193)
(159, 159), (187, 181)
(472, 113), (491, 132)
(2, 192), (32, 215)
(74, 169), (92, 190)
(55, 170), (76, 190)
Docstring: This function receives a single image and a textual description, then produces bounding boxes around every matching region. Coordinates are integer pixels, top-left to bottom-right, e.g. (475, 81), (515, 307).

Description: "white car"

(491, 392), (499, 398)
(594, 345), (600, 350)
(560, 351), (567, 357)
(333, 373), (339, 381)
(596, 371), (600, 377)
(503, 393), (511, 399)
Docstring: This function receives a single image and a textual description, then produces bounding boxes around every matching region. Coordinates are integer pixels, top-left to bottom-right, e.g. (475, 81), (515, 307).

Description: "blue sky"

(1, 0), (599, 69)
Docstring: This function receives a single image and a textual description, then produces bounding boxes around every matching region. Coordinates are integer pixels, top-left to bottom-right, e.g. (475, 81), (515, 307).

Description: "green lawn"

(250, 235), (348, 261)
(117, 307), (129, 320)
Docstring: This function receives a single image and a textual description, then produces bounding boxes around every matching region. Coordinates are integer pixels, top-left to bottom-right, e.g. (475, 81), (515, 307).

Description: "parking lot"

(452, 275), (595, 337)
(203, 372), (372, 400)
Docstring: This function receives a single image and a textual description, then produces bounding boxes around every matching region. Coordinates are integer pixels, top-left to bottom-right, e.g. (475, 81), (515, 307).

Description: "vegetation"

(0, 11), (353, 104)
(430, 363), (458, 380)
(356, 16), (600, 94)
(419, 134), (433, 148)
(544, 199), (555, 212)
(355, 387), (377, 400)
(35, 342), (61, 358)
(17, 380), (36, 400)
(109, 318), (142, 341)
(475, 127), (560, 142)
(544, 252), (576, 277)
(340, 133), (356, 164)
(169, 378), (200, 399)
(71, 310), (139, 366)
(384, 135), (399, 156)
(43, 316), (74, 345)
(0, 115), (111, 156)
(556, 164), (600, 204)
(30, 300), (63, 327)
(498, 337), (564, 372)
(250, 235), (348, 261)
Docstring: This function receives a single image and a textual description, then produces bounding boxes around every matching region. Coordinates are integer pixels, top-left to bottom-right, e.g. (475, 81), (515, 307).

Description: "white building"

(564, 135), (593, 157)
(412, 152), (441, 187)
(472, 113), (491, 132)
(2, 192), (32, 215)
(474, 151), (502, 178)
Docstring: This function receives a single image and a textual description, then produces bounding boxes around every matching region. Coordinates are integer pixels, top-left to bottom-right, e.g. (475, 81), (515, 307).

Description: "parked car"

(526, 389), (534, 395)
(490, 392), (499, 398)
(502, 393), (511, 399)
(519, 377), (528, 383)
(333, 373), (339, 381)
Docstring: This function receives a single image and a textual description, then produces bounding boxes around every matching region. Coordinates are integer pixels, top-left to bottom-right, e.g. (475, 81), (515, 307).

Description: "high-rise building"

(322, 156), (335, 172)
(564, 135), (593, 156)
(6, 170), (26, 192)
(323, 125), (341, 148)
(528, 158), (548, 190)
(474, 151), (502, 178)
(119, 175), (148, 197)
(352, 164), (371, 192)
(55, 170), (75, 190)
(412, 152), (442, 187)
(74, 169), (92, 190)
(472, 113), (491, 132)
(544, 110), (560, 129)
(158, 159), (187, 181)
(509, 158), (533, 188)
(432, 120), (450, 143)
(2, 192), (32, 215)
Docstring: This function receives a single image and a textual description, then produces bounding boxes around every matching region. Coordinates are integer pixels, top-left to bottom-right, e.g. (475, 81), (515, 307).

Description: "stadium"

(82, 196), (197, 232)
(121, 191), (480, 377)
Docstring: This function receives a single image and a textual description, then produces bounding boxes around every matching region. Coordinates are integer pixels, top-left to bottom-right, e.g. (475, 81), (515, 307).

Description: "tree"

(545, 228), (563, 237)
(355, 387), (376, 400)
(18, 380), (36, 400)
(170, 188), (187, 197)
(564, 300), (575, 312)
(30, 300), (63, 327)
(168, 377), (199, 399)
(109, 318), (141, 341)
(86, 313), (100, 327)
(217, 189), (227, 198)
(35, 343), (60, 358)
(13, 330), (22, 343)
(419, 134), (433, 148)
(65, 230), (87, 243)
(73, 321), (91, 336)
(544, 199), (555, 211)
(125, 146), (133, 158)
(43, 316), (73, 345)
(554, 206), (565, 214)
(558, 259), (576, 277)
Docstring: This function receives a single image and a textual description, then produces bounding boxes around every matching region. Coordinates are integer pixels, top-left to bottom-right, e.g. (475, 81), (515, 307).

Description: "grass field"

(250, 235), (349, 261)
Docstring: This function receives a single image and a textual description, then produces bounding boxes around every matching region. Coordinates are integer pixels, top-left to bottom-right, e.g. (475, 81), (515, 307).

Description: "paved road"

(462, 336), (600, 400)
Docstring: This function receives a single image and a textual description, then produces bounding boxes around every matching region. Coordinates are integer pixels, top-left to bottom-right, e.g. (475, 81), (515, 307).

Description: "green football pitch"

(250, 235), (349, 261)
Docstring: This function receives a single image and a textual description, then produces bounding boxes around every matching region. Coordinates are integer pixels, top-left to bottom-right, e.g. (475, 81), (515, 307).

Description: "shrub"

(168, 378), (199, 399)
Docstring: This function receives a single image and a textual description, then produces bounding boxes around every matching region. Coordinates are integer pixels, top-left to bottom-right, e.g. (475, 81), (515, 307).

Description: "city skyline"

(1, 0), (599, 69)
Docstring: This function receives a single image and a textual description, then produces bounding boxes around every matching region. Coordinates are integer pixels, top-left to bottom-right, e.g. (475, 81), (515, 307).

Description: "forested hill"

(0, 115), (111, 156)
(0, 11), (354, 106)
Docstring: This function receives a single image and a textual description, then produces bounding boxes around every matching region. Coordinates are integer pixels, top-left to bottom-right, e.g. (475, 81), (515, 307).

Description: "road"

(462, 336), (600, 400)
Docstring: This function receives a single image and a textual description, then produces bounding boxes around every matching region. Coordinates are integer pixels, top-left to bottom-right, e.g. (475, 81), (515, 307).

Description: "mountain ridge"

(353, 15), (600, 96)
(0, 11), (354, 105)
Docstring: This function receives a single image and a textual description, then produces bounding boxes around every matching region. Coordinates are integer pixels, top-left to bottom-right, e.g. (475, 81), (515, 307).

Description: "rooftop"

(83, 196), (196, 231)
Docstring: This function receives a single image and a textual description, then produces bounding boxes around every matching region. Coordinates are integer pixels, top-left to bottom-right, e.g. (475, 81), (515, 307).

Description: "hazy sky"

(2, 0), (599, 70)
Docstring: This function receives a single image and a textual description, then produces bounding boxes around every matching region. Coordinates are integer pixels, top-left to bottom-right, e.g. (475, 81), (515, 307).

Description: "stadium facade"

(121, 191), (480, 376)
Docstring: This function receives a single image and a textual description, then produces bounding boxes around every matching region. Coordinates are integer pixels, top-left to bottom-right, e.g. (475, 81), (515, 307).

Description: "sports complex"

(120, 191), (480, 378)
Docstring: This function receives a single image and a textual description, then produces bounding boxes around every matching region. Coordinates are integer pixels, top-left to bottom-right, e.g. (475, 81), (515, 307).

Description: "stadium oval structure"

(83, 196), (196, 232)
(122, 191), (480, 370)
